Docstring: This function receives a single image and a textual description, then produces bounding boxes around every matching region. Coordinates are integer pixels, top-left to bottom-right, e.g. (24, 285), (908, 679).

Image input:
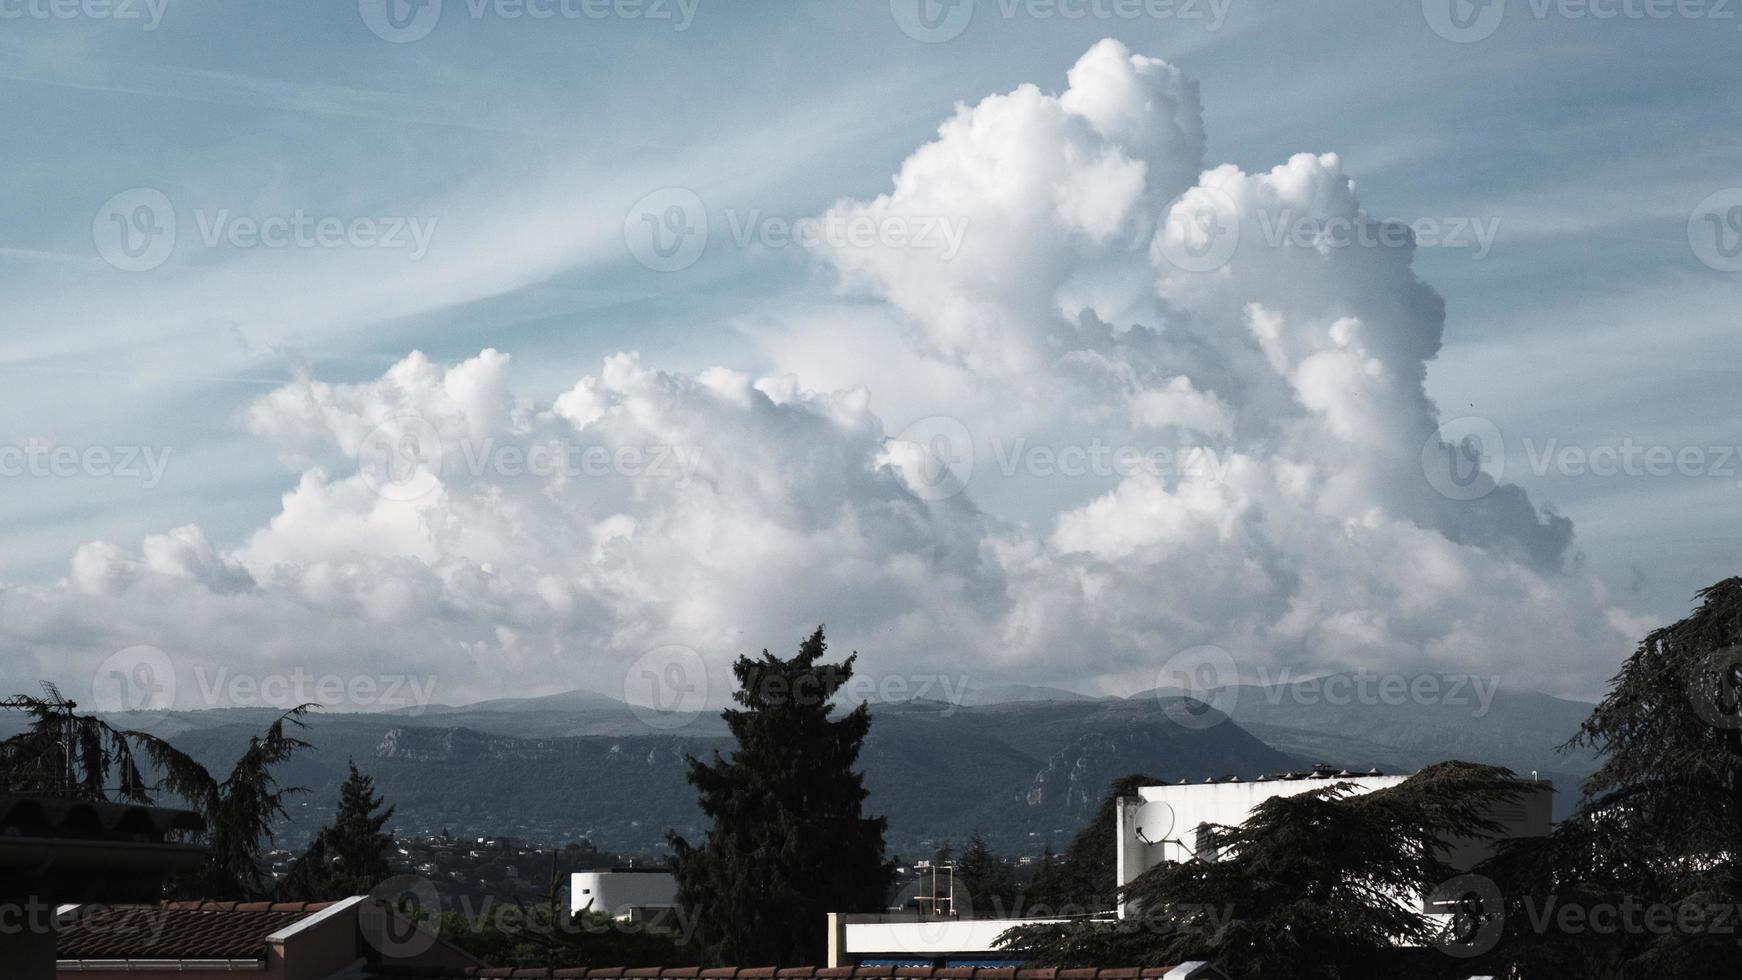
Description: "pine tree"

(957, 831), (1018, 916)
(279, 761), (397, 900)
(1481, 578), (1742, 978)
(1001, 762), (1527, 978)
(668, 627), (893, 965)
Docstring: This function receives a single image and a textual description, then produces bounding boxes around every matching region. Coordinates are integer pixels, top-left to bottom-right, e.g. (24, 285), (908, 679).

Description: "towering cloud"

(0, 41), (1637, 709)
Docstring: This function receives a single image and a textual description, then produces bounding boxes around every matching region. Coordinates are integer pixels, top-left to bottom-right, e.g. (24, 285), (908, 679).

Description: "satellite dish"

(1133, 800), (1175, 846)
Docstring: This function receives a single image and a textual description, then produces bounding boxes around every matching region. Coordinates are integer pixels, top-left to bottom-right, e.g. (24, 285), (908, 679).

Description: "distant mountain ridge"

(42, 676), (1600, 850)
(99, 693), (1291, 856)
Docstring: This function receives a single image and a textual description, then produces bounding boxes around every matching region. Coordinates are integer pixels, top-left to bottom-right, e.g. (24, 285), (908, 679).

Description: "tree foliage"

(668, 627), (893, 965)
(0, 683), (155, 803)
(1026, 773), (1158, 915)
(1477, 578), (1742, 978)
(148, 705), (315, 900)
(1001, 762), (1526, 979)
(278, 760), (396, 900)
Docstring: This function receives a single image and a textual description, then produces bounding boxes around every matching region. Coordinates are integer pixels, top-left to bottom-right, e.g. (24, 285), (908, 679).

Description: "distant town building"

(569, 867), (678, 922)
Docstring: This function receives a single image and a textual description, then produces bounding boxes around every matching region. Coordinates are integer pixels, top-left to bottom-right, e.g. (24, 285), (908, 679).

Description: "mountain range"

(49, 677), (1598, 856)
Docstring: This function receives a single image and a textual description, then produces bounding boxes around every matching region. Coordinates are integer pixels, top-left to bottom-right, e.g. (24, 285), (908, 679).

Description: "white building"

(570, 868), (678, 922)
(1115, 766), (1554, 916)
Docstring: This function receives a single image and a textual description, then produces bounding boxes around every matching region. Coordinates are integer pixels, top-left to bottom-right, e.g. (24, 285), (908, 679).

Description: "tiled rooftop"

(56, 900), (340, 961)
(366, 968), (1181, 979)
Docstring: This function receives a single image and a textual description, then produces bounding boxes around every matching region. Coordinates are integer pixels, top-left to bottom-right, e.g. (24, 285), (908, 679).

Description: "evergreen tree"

(1481, 578), (1742, 978)
(956, 831), (1019, 916)
(667, 627), (893, 965)
(279, 761), (397, 900)
(1000, 762), (1527, 979)
(149, 706), (315, 900)
(0, 683), (155, 802)
(1026, 773), (1158, 914)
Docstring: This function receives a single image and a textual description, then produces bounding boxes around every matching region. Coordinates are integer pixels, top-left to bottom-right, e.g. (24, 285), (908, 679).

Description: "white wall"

(840, 917), (1065, 958)
(570, 871), (678, 918)
(1114, 774), (1553, 916)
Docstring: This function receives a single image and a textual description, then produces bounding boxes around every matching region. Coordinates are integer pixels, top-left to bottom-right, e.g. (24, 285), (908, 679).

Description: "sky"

(1, 0), (1739, 713)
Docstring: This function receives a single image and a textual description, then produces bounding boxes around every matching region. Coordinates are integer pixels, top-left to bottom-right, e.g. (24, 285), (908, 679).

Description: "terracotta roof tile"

(57, 901), (338, 960)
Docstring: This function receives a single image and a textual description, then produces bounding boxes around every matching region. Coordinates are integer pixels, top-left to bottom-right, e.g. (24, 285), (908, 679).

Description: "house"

(570, 867), (678, 922)
(53, 896), (481, 979)
(1115, 765), (1553, 909)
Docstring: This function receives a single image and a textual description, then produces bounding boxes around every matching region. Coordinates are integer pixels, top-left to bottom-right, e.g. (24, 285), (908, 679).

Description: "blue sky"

(2, 0), (1739, 705)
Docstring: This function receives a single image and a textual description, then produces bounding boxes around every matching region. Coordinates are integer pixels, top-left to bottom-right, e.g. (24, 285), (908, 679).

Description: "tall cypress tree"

(278, 760), (396, 900)
(668, 627), (893, 965)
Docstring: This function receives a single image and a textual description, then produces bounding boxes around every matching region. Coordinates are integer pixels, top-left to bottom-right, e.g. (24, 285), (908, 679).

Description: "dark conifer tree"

(668, 627), (893, 965)
(1026, 773), (1158, 914)
(1482, 578), (1742, 978)
(279, 760), (396, 900)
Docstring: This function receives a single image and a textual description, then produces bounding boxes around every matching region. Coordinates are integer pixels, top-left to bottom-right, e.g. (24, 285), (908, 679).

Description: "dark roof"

(364, 967), (1183, 979)
(0, 794), (204, 840)
(57, 900), (340, 961)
